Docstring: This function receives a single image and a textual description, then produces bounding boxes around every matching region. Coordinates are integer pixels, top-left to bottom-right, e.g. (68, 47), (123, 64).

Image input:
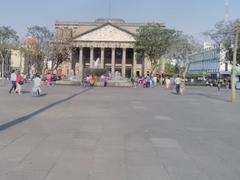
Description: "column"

(133, 49), (137, 77)
(79, 47), (83, 79)
(111, 48), (115, 76)
(101, 47), (104, 69)
(122, 48), (126, 78)
(90, 47), (94, 68)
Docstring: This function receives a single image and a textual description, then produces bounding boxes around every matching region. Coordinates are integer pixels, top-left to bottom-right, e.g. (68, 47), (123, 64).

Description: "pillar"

(79, 47), (83, 79)
(111, 48), (115, 76)
(90, 47), (94, 68)
(122, 48), (126, 78)
(101, 47), (104, 69)
(133, 49), (137, 77)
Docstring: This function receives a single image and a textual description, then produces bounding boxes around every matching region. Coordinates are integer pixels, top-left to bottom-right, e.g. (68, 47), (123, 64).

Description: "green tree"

(164, 63), (176, 75)
(0, 26), (19, 77)
(135, 23), (176, 72)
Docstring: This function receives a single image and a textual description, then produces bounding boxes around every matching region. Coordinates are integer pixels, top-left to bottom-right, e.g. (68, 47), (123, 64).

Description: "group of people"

(131, 74), (158, 88)
(9, 70), (24, 95)
(8, 69), (43, 96)
(130, 74), (184, 94)
(82, 75), (97, 87)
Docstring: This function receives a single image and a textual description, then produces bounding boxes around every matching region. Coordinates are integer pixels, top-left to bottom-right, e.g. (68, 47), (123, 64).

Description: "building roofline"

(71, 22), (136, 41)
(55, 20), (164, 27)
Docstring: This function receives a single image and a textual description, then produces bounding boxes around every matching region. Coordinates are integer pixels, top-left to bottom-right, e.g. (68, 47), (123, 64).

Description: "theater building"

(54, 19), (163, 78)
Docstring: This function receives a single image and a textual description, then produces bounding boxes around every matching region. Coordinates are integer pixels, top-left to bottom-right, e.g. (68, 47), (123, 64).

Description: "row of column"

(78, 47), (137, 78)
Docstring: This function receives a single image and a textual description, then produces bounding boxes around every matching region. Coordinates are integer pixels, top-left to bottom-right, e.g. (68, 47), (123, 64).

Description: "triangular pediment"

(73, 23), (136, 42)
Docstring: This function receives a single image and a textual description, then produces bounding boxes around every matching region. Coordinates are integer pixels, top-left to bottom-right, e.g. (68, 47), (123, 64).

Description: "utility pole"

(231, 27), (239, 103)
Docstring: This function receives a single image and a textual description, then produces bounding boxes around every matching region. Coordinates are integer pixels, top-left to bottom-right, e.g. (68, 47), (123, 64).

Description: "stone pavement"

(0, 82), (240, 180)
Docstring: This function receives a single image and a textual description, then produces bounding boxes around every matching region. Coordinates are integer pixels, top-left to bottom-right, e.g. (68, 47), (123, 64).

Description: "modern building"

(54, 19), (165, 78)
(188, 47), (238, 79)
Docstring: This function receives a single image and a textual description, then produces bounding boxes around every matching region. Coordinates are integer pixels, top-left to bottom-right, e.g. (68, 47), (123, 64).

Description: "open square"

(0, 84), (240, 180)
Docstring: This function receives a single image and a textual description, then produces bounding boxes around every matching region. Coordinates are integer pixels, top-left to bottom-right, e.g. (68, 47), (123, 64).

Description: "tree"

(135, 23), (177, 72)
(164, 63), (177, 75)
(167, 33), (203, 78)
(204, 19), (240, 63)
(50, 27), (72, 71)
(26, 26), (53, 74)
(0, 26), (19, 77)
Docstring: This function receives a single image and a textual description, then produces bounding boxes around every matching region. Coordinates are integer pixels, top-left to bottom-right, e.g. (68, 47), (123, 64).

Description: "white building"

(10, 49), (25, 72)
(188, 47), (238, 79)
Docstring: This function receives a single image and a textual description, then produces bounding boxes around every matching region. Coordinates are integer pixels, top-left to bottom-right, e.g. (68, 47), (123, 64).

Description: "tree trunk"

(0, 52), (4, 77)
(182, 58), (190, 79)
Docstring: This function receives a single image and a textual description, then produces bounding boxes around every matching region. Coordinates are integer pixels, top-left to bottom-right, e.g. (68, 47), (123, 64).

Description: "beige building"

(55, 19), (163, 78)
(10, 49), (25, 72)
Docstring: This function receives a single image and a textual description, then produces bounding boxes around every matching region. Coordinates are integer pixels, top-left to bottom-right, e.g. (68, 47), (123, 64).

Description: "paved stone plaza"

(0, 82), (240, 180)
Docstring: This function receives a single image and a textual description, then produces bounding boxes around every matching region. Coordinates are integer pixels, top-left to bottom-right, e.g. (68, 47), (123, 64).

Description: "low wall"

(56, 80), (132, 87)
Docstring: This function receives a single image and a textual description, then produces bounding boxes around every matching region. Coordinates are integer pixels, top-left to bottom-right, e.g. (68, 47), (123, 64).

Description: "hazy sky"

(0, 0), (240, 39)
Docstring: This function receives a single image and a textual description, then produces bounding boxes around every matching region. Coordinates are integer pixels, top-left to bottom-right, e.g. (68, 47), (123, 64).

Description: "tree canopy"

(167, 33), (203, 77)
(50, 28), (72, 70)
(134, 23), (177, 70)
(204, 20), (240, 49)
(24, 26), (53, 74)
(0, 26), (19, 77)
(204, 19), (240, 63)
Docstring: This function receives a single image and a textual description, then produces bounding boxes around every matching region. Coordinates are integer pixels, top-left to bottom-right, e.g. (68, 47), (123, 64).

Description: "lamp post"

(231, 27), (239, 103)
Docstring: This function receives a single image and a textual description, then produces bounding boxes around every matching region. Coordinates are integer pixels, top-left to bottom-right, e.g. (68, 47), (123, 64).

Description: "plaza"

(0, 83), (240, 180)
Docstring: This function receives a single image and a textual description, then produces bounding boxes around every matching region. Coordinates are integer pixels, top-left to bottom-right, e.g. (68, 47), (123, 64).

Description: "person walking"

(9, 70), (16, 94)
(174, 75), (182, 95)
(217, 80), (221, 91)
(15, 71), (23, 95)
(47, 72), (52, 86)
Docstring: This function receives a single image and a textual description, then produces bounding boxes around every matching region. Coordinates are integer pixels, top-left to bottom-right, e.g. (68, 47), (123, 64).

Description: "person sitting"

(90, 75), (96, 87)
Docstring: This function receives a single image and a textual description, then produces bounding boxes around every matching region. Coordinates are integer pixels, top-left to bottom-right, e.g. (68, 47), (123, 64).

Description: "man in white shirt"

(174, 75), (182, 94)
(9, 70), (16, 94)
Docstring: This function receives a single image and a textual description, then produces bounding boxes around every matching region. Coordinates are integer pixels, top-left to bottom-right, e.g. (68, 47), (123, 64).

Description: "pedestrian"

(104, 75), (107, 87)
(165, 77), (171, 90)
(9, 70), (16, 94)
(174, 75), (182, 95)
(32, 74), (42, 96)
(15, 71), (23, 95)
(217, 81), (221, 91)
(153, 75), (157, 87)
(47, 72), (52, 86)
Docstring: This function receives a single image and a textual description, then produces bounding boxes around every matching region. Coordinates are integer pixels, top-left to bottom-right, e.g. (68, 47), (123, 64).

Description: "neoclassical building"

(55, 19), (163, 78)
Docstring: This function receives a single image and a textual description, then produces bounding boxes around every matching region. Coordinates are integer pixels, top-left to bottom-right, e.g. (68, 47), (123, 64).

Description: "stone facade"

(54, 19), (157, 78)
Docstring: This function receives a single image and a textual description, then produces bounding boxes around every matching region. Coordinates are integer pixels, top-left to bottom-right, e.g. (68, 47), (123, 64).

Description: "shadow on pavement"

(0, 88), (91, 131)
(32, 93), (48, 97)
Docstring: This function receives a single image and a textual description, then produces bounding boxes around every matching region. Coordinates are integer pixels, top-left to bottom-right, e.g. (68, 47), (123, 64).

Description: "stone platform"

(55, 79), (132, 87)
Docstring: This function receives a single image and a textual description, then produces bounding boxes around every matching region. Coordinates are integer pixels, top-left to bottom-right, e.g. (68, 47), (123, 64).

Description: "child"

(32, 74), (42, 96)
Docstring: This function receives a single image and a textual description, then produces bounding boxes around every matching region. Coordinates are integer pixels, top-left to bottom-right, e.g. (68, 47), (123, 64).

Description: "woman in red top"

(16, 71), (23, 95)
